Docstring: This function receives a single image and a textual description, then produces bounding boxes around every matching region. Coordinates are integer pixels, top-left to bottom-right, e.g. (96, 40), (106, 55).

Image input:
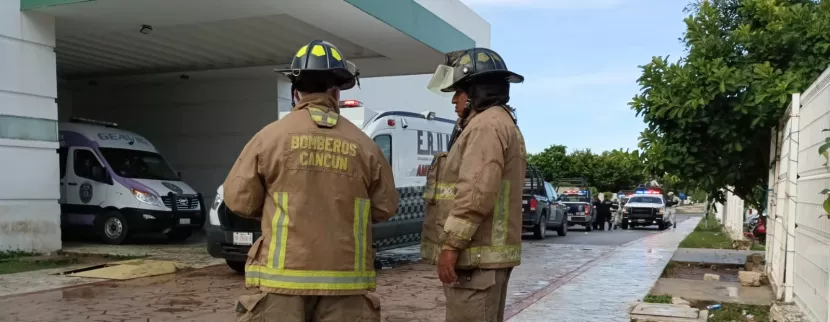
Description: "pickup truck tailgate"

(522, 195), (533, 213)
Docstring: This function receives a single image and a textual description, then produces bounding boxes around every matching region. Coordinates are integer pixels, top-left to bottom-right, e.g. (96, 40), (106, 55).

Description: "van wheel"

(533, 214), (547, 239)
(226, 260), (245, 273)
(622, 222), (629, 230)
(166, 228), (193, 242)
(97, 211), (129, 245)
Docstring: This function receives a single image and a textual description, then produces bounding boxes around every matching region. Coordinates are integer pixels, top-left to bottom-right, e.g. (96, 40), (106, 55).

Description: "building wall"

(63, 74), (290, 203)
(768, 67), (830, 322)
(0, 3), (61, 253)
(791, 67), (830, 322)
(414, 0), (491, 48)
(348, 75), (457, 120)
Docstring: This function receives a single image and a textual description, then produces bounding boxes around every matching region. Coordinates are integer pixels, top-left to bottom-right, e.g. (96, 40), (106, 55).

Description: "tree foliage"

(528, 146), (647, 193)
(630, 0), (830, 211)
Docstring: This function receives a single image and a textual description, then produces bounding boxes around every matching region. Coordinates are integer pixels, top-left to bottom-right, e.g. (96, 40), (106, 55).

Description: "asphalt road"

(525, 214), (695, 246)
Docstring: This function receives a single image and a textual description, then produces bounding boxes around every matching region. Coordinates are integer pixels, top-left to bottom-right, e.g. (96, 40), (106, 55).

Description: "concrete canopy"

(21, 0), (480, 80)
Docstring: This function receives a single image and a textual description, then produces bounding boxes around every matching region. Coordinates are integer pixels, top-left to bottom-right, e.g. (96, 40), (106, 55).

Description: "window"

(373, 135), (392, 166)
(73, 149), (103, 180)
(58, 147), (68, 178)
(546, 184), (558, 200)
(628, 196), (663, 204)
(99, 148), (180, 181)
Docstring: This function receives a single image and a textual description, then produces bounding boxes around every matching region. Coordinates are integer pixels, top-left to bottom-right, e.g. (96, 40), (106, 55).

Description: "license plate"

(522, 200), (528, 205)
(638, 219), (646, 223)
(233, 232), (253, 246)
(179, 218), (191, 225)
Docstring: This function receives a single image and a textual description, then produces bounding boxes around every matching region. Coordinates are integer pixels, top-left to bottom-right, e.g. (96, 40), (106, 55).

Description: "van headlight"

(212, 194), (223, 210)
(131, 189), (163, 207)
(209, 194), (223, 226)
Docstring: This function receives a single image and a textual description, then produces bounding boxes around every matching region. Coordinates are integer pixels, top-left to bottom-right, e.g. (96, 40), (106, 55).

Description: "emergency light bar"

(564, 190), (588, 195)
(340, 100), (362, 108)
(69, 117), (119, 128)
(634, 189), (661, 195)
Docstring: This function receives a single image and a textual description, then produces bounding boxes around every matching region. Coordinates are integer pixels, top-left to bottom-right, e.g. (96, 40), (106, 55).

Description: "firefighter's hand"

(437, 250), (458, 284)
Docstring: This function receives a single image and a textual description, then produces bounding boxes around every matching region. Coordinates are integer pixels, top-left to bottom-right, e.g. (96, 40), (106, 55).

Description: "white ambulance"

(58, 118), (205, 244)
(206, 100), (455, 272)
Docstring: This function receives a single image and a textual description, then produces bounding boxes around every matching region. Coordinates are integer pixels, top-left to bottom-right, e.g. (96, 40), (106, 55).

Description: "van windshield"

(99, 148), (180, 181)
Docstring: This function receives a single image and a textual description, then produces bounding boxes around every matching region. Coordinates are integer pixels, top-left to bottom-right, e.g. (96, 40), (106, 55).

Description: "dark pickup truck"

(522, 166), (567, 239)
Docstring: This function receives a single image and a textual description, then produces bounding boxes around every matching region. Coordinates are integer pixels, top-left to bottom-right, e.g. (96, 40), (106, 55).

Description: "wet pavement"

(1, 233), (221, 298)
(0, 215), (703, 322)
(672, 248), (764, 265)
(507, 215), (701, 322)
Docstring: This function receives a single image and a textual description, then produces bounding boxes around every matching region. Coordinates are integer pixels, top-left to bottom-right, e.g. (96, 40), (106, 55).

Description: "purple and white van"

(58, 117), (205, 244)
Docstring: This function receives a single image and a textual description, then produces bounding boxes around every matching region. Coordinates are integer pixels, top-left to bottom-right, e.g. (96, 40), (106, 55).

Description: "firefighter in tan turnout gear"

(421, 47), (526, 322)
(223, 39), (398, 322)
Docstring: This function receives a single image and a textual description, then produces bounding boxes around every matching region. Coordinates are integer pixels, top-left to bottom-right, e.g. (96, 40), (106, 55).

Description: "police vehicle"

(620, 187), (674, 230)
(206, 100), (455, 272)
(58, 118), (205, 244)
(557, 183), (595, 231)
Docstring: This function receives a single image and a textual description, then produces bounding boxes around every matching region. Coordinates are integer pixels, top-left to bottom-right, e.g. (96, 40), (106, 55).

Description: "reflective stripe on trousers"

(247, 193), (376, 291)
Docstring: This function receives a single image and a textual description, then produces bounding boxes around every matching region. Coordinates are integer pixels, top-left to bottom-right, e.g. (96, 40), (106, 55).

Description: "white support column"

(0, 4), (61, 253)
(783, 93), (800, 303)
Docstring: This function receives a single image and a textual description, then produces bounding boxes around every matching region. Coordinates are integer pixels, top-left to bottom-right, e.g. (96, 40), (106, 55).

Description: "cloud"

(459, 0), (625, 10)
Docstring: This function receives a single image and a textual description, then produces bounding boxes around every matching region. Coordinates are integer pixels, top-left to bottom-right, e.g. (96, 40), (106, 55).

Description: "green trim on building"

(20, 0), (94, 11)
(345, 0), (476, 53)
(0, 115), (58, 142)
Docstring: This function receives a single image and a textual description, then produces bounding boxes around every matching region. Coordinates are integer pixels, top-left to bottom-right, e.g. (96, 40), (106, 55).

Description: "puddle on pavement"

(663, 261), (741, 282)
(156, 307), (193, 313)
(61, 284), (115, 299)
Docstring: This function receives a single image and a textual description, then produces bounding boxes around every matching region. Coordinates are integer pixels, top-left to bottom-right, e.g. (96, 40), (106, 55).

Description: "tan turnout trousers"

(236, 292), (381, 322)
(444, 268), (514, 322)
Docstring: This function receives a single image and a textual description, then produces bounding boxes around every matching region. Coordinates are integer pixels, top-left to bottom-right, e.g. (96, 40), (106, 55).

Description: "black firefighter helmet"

(428, 47), (524, 93)
(275, 40), (359, 91)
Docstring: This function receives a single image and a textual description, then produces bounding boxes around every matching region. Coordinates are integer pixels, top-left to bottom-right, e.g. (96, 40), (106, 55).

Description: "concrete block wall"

(0, 3), (61, 253)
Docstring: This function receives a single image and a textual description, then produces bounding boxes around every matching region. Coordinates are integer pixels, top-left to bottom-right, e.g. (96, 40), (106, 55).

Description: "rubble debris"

(739, 271), (762, 287)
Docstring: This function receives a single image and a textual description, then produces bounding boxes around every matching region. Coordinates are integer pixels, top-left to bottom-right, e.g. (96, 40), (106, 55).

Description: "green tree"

(528, 146), (647, 193)
(630, 0), (830, 211)
(527, 145), (570, 182)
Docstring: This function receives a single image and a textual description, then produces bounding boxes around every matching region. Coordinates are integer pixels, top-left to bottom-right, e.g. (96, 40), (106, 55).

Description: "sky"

(454, 0), (690, 154)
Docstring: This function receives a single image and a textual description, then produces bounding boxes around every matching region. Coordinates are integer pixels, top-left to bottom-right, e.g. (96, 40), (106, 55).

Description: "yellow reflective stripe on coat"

(245, 265), (376, 291)
(420, 241), (521, 267)
(491, 180), (510, 246)
(423, 182), (456, 200)
(353, 198), (370, 271)
(268, 192), (289, 269)
(308, 108), (338, 128)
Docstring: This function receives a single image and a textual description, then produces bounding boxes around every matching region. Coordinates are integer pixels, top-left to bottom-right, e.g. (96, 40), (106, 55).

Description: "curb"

(504, 216), (700, 320)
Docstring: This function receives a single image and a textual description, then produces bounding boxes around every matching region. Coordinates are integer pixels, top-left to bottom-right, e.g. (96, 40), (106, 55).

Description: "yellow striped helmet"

(275, 40), (359, 90)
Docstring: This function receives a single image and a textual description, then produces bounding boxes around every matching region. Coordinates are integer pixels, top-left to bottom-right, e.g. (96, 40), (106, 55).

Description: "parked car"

(620, 187), (676, 230)
(522, 165), (550, 239)
(543, 181), (569, 236)
(58, 117), (205, 245)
